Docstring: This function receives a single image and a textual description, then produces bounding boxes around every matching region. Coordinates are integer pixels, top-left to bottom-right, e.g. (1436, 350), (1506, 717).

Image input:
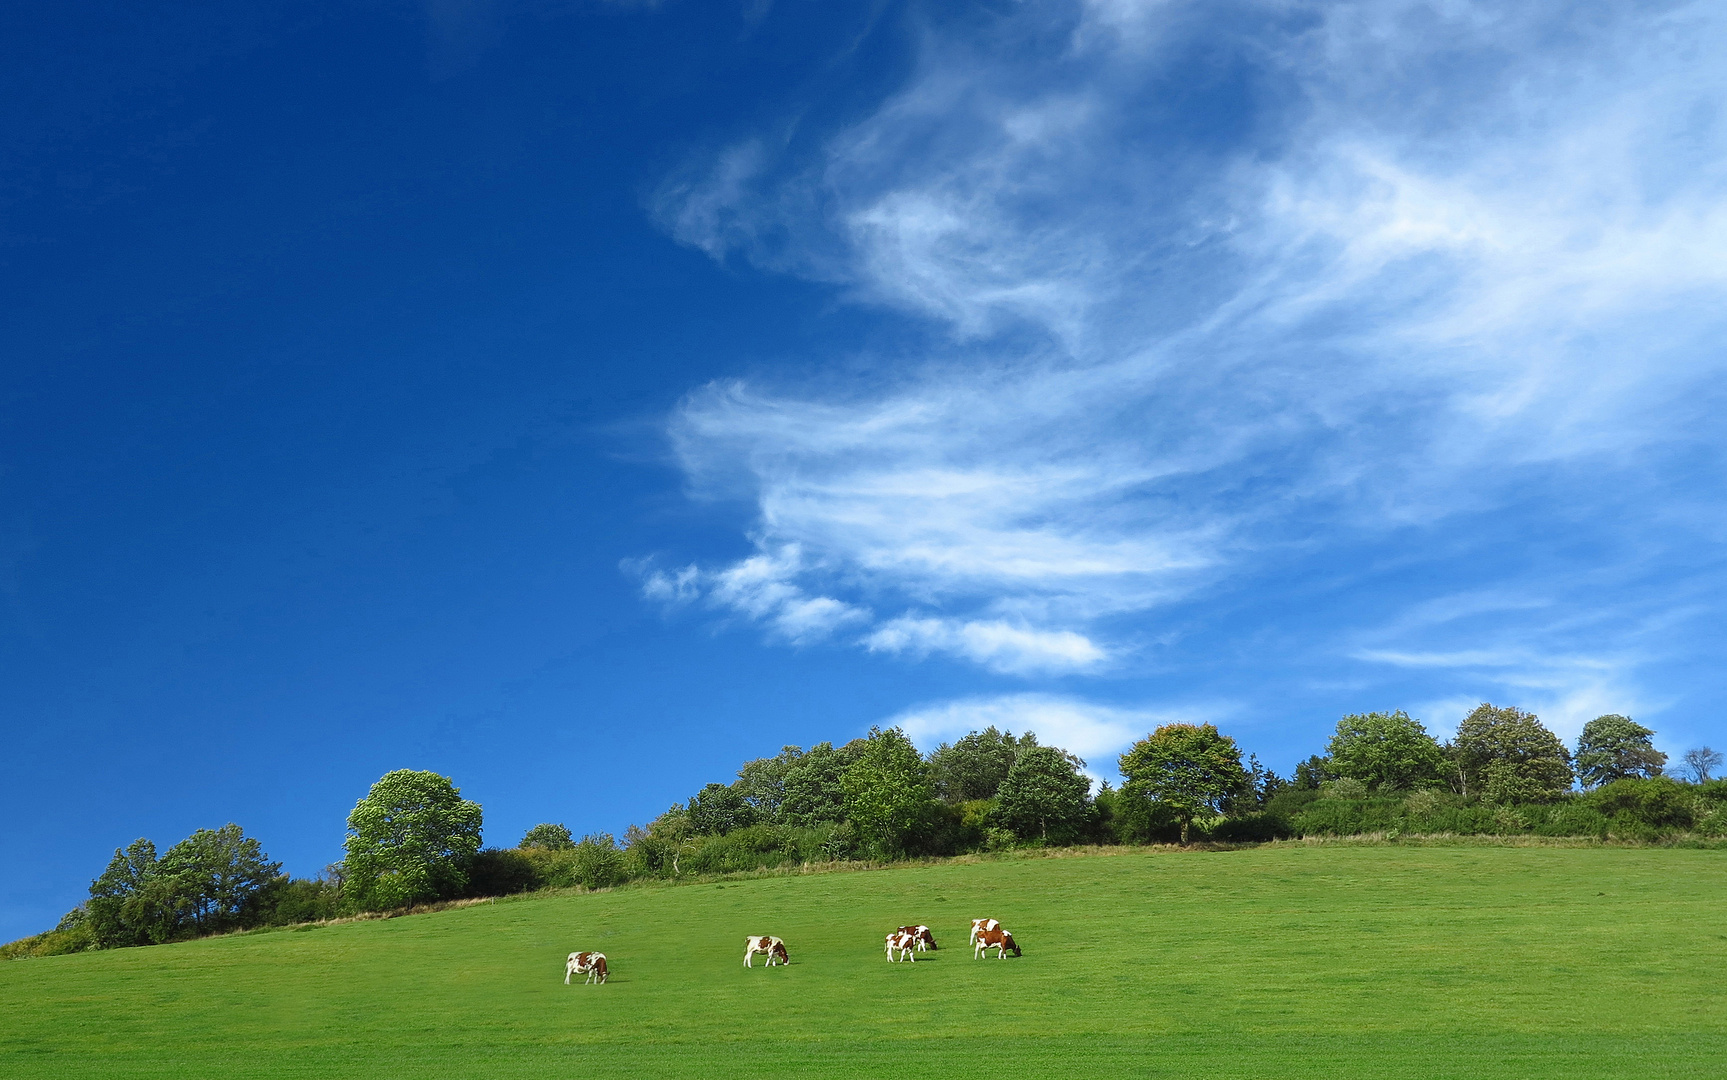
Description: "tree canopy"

(927, 727), (1039, 803)
(996, 745), (1091, 843)
(344, 769), (483, 910)
(1118, 723), (1248, 843)
(1574, 715), (1666, 788)
(518, 823), (575, 851)
(841, 727), (936, 857)
(1452, 704), (1574, 802)
(1326, 711), (1448, 791)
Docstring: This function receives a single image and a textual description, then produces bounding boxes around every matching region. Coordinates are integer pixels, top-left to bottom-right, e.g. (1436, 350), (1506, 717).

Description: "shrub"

(1585, 777), (1696, 832)
(1321, 778), (1370, 800)
(1210, 812), (1293, 842)
(466, 849), (540, 897)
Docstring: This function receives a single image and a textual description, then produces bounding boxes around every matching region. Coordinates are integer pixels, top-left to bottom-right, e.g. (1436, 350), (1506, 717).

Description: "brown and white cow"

(973, 928), (1021, 960)
(744, 935), (789, 967)
(897, 925), (937, 951)
(968, 918), (1000, 948)
(885, 930), (918, 962)
(564, 951), (608, 984)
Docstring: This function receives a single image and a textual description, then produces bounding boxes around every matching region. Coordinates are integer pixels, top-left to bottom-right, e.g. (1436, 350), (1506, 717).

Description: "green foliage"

(686, 783), (756, 835)
(343, 770), (484, 911)
(1453, 704), (1574, 802)
(995, 745), (1092, 843)
(1210, 812), (1294, 842)
(1583, 777), (1696, 832)
(1293, 754), (1332, 789)
(779, 742), (856, 827)
(734, 746), (808, 823)
(1326, 711), (1449, 791)
(157, 825), (283, 936)
(927, 727), (1038, 803)
(1322, 777), (1370, 800)
(840, 727), (937, 857)
(1574, 716), (1666, 787)
(466, 849), (540, 897)
(84, 826), (281, 948)
(518, 823), (575, 851)
(262, 875), (344, 926)
(1118, 723), (1249, 843)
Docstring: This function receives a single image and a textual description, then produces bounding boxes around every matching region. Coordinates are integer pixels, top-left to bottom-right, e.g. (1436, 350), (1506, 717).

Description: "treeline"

(7, 706), (1723, 960)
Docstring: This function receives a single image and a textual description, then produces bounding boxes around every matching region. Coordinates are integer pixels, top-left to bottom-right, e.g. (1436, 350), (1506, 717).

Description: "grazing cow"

(973, 928), (1021, 960)
(564, 951), (608, 984)
(885, 930), (918, 962)
(897, 925), (937, 951)
(969, 918), (1000, 948)
(744, 936), (789, 967)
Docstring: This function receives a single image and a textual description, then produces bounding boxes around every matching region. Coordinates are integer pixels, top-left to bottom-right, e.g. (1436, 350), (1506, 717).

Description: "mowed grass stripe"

(2, 845), (1723, 1078)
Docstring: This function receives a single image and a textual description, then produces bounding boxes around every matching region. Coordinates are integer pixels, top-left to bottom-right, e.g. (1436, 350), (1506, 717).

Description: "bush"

(1210, 812), (1293, 842)
(466, 849), (540, 897)
(262, 877), (344, 925)
(1584, 777), (1697, 832)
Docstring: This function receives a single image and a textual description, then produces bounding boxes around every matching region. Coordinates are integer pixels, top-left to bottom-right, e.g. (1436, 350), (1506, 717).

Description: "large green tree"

(779, 741), (856, 827)
(86, 838), (162, 948)
(1574, 715), (1666, 788)
(1118, 723), (1248, 844)
(840, 727), (936, 857)
(156, 824), (282, 936)
(1451, 704), (1574, 802)
(927, 727), (1039, 803)
(734, 746), (807, 824)
(344, 770), (483, 910)
(1326, 711), (1448, 792)
(996, 745), (1091, 843)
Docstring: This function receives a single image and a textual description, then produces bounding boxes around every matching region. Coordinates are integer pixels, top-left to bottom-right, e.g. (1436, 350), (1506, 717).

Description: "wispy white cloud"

(641, 0), (1727, 704)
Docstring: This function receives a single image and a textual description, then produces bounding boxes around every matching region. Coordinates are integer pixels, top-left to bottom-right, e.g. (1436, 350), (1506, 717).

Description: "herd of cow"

(562, 918), (1022, 985)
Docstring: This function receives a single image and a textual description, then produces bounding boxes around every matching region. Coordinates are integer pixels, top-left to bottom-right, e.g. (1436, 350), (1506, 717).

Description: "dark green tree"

(344, 769), (484, 910)
(86, 838), (161, 948)
(156, 824), (282, 936)
(1118, 724), (1249, 844)
(841, 727), (937, 857)
(1452, 704), (1574, 802)
(1293, 755), (1332, 790)
(1574, 715), (1666, 788)
(779, 741), (855, 827)
(927, 727), (1038, 803)
(734, 746), (807, 824)
(686, 782), (756, 835)
(995, 745), (1091, 843)
(1326, 711), (1449, 791)
(518, 823), (576, 851)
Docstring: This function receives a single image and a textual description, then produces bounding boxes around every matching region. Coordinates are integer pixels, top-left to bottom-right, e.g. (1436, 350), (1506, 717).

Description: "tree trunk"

(1179, 818), (1190, 845)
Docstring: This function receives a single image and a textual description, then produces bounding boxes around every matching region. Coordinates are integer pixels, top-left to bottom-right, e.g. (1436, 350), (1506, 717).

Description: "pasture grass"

(3, 843), (1723, 1078)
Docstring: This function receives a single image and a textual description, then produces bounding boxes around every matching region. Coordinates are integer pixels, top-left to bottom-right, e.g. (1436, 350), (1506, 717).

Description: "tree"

(779, 741), (855, 827)
(86, 838), (161, 948)
(519, 823), (575, 851)
(734, 747), (806, 824)
(996, 745), (1091, 843)
(1293, 755), (1332, 790)
(156, 824), (281, 936)
(686, 782), (756, 835)
(1683, 747), (1723, 783)
(1574, 716), (1666, 788)
(344, 770), (483, 911)
(1326, 711), (1448, 792)
(841, 727), (936, 857)
(927, 727), (1038, 803)
(1452, 704), (1574, 802)
(1118, 724), (1249, 844)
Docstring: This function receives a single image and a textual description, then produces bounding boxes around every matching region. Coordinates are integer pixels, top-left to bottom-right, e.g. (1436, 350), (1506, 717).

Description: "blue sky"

(3, 0), (1723, 940)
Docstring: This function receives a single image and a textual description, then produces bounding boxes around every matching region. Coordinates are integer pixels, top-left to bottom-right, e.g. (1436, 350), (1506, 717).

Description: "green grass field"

(3, 843), (1723, 1078)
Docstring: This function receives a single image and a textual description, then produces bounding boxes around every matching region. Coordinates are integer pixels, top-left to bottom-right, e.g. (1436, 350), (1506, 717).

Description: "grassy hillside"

(2, 843), (1723, 1078)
